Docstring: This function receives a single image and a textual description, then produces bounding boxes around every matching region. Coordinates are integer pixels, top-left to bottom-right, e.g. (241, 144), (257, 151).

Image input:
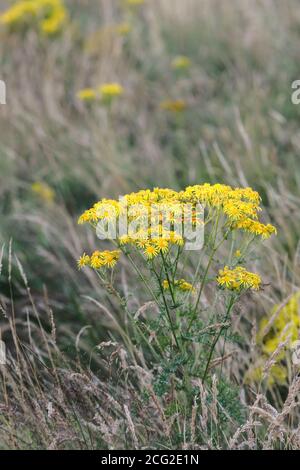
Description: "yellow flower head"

(78, 208), (98, 224)
(171, 55), (191, 70)
(126, 0), (144, 6)
(40, 2), (66, 35)
(153, 238), (169, 254)
(223, 200), (258, 221)
(78, 184), (276, 272)
(99, 83), (124, 102)
(119, 234), (133, 245)
(247, 292), (300, 390)
(245, 361), (287, 388)
(168, 231), (184, 246)
(31, 181), (55, 204)
(77, 254), (91, 270)
(160, 99), (187, 113)
(163, 278), (195, 293)
(235, 218), (277, 239)
(143, 244), (159, 260)
(136, 238), (149, 249)
(217, 266), (261, 291)
(89, 250), (121, 269)
(77, 88), (97, 102)
(177, 279), (195, 292)
(0, 0), (67, 35)
(90, 251), (105, 269)
(115, 22), (131, 36)
(0, 1), (37, 26)
(258, 292), (300, 356)
(180, 183), (276, 239)
(101, 250), (121, 268)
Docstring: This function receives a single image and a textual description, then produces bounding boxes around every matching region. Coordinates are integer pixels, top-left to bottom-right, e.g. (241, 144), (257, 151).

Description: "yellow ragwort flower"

(160, 99), (187, 113)
(0, 0), (67, 35)
(245, 292), (300, 389)
(163, 278), (195, 293)
(0, 1), (37, 25)
(126, 0), (144, 6)
(217, 266), (261, 291)
(77, 254), (91, 270)
(101, 250), (121, 268)
(31, 181), (55, 204)
(154, 238), (169, 254)
(89, 250), (121, 269)
(171, 55), (191, 70)
(99, 83), (124, 101)
(143, 244), (159, 260)
(245, 361), (287, 388)
(115, 22), (131, 36)
(77, 88), (97, 102)
(40, 2), (66, 34)
(78, 184), (276, 262)
(78, 208), (98, 224)
(258, 292), (300, 356)
(234, 218), (277, 239)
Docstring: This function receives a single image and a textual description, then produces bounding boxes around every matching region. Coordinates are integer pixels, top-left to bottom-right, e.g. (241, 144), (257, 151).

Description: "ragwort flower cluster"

(77, 83), (124, 105)
(246, 292), (300, 388)
(78, 183), (275, 292)
(0, 0), (67, 35)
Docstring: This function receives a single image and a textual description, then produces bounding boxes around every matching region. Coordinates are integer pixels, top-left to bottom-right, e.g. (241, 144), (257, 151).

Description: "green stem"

(202, 295), (235, 384)
(95, 271), (162, 361)
(160, 251), (176, 305)
(172, 245), (183, 282)
(120, 246), (159, 304)
(190, 210), (221, 319)
(187, 228), (230, 333)
(152, 264), (181, 352)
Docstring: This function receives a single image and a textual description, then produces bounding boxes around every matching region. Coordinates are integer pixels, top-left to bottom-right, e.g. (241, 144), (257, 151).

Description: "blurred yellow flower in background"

(160, 99), (187, 113)
(0, 0), (67, 35)
(99, 83), (124, 104)
(100, 83), (123, 98)
(246, 292), (300, 388)
(245, 361), (287, 388)
(163, 279), (195, 293)
(0, 1), (36, 25)
(116, 22), (132, 36)
(77, 88), (97, 102)
(258, 292), (300, 356)
(31, 182), (55, 204)
(171, 55), (191, 70)
(77, 84), (124, 104)
(126, 0), (145, 6)
(40, 2), (66, 35)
